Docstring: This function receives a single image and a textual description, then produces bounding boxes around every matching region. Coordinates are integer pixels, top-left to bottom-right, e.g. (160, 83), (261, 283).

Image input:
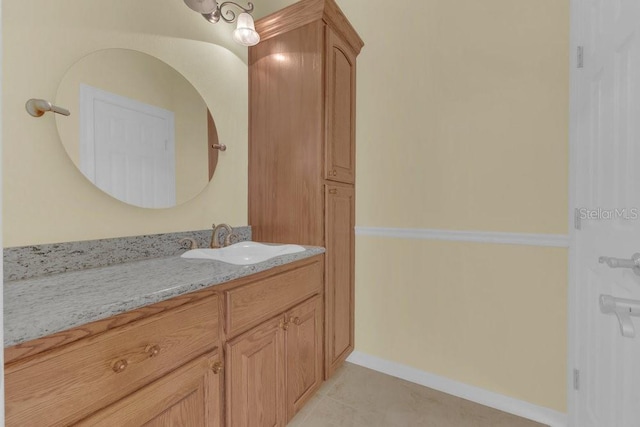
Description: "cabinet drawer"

(226, 259), (323, 338)
(77, 350), (222, 427)
(5, 295), (219, 427)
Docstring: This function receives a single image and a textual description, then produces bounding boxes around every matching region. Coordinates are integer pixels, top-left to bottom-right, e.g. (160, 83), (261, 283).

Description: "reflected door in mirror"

(81, 84), (176, 208)
(56, 48), (221, 209)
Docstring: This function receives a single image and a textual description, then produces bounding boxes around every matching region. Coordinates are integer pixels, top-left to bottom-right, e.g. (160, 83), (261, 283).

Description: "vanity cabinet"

(226, 296), (323, 427)
(249, 0), (363, 380)
(5, 295), (221, 427)
(225, 259), (324, 426)
(4, 255), (324, 427)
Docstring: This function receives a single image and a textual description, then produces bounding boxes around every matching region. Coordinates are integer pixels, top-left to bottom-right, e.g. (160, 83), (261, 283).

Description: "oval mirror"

(55, 48), (221, 209)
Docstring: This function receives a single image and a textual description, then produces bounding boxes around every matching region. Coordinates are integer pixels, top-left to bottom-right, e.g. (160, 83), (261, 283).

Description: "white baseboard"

(355, 226), (570, 248)
(346, 351), (568, 427)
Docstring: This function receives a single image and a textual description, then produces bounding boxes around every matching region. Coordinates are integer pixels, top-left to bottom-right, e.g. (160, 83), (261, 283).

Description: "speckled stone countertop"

(4, 246), (325, 348)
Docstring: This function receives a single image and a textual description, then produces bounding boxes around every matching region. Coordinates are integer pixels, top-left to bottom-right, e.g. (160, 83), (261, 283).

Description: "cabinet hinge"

(573, 368), (580, 390)
(577, 46), (584, 68)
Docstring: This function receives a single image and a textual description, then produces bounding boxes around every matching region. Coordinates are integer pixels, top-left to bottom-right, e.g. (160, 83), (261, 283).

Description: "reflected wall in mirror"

(56, 48), (220, 209)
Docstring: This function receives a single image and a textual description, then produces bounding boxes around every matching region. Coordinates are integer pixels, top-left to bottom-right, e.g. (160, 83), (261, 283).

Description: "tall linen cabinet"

(248, 0), (363, 378)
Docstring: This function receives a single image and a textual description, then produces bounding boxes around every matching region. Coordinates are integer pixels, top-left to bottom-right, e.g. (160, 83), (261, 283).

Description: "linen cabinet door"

(325, 28), (357, 184)
(76, 351), (223, 427)
(226, 316), (287, 427)
(324, 184), (355, 378)
(285, 296), (324, 421)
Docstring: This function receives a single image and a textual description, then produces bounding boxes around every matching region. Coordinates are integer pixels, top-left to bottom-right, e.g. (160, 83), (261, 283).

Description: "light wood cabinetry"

(225, 257), (324, 426)
(226, 315), (287, 427)
(325, 29), (357, 184)
(5, 256), (324, 427)
(226, 296), (323, 427)
(77, 350), (223, 427)
(5, 295), (220, 427)
(325, 184), (355, 376)
(286, 296), (324, 419)
(249, 0), (363, 380)
(224, 260), (323, 338)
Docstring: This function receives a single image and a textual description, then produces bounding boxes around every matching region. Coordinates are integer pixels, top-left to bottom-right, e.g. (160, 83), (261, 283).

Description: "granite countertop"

(4, 246), (325, 348)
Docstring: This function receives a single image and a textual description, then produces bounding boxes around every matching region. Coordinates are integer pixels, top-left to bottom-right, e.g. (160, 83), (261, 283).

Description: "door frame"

(567, 0), (587, 425)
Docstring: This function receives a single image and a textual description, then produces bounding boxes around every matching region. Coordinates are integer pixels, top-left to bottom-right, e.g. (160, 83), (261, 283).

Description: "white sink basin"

(181, 241), (306, 265)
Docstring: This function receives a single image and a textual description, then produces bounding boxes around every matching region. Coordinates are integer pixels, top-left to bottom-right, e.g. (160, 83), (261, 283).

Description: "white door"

(572, 0), (640, 426)
(80, 84), (176, 208)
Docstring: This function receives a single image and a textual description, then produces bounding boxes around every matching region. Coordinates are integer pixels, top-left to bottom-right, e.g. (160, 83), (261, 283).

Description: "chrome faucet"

(210, 223), (237, 248)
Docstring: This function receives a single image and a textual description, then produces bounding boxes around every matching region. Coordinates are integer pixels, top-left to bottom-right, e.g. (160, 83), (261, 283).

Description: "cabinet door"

(285, 296), (324, 421)
(325, 28), (357, 184)
(77, 350), (222, 427)
(324, 184), (355, 378)
(226, 316), (287, 427)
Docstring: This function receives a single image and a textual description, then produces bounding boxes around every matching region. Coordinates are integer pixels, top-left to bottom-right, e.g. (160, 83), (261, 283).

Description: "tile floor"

(289, 363), (547, 427)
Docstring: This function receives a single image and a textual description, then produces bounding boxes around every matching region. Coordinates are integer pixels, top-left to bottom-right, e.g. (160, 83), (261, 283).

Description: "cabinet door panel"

(226, 316), (286, 427)
(77, 351), (222, 427)
(325, 184), (355, 378)
(325, 29), (356, 184)
(286, 296), (324, 420)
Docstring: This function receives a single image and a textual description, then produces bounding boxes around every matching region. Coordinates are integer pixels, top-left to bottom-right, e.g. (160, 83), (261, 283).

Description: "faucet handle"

(179, 238), (199, 250)
(224, 232), (239, 247)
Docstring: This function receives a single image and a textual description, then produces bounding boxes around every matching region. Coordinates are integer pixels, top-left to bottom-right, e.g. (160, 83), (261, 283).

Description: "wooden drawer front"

(77, 350), (222, 427)
(5, 295), (219, 427)
(226, 259), (323, 338)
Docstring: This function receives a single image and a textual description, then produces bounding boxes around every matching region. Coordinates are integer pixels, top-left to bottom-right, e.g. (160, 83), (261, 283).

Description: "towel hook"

(25, 99), (70, 118)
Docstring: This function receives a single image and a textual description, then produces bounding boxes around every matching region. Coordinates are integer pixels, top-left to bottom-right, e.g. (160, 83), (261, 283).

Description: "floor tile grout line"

(297, 394), (326, 423)
(323, 393), (379, 415)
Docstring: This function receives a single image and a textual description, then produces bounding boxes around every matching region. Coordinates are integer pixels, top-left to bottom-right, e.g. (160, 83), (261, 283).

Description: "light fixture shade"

(233, 13), (260, 46)
(184, 0), (218, 14)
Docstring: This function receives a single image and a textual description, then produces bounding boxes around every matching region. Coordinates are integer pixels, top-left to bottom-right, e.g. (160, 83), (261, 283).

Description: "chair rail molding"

(355, 227), (570, 248)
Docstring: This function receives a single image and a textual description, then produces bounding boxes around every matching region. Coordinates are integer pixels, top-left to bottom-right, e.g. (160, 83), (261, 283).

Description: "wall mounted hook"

(25, 99), (70, 117)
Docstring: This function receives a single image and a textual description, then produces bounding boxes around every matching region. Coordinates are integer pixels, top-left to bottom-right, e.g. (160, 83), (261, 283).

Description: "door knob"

(211, 361), (224, 374)
(599, 253), (640, 276)
(145, 344), (161, 358)
(111, 359), (129, 373)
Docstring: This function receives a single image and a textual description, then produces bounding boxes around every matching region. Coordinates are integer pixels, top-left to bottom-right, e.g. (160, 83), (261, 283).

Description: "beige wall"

(3, 0), (248, 246)
(3, 0), (570, 415)
(338, 0), (570, 413)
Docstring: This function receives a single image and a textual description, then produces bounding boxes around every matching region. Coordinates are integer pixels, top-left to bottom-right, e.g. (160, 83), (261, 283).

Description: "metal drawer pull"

(111, 359), (129, 373)
(328, 189), (337, 195)
(146, 344), (161, 358)
(600, 294), (640, 338)
(291, 317), (301, 325)
(599, 253), (640, 276)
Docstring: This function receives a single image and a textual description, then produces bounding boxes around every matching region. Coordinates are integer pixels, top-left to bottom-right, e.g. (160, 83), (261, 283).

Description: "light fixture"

(183, 0), (261, 46)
